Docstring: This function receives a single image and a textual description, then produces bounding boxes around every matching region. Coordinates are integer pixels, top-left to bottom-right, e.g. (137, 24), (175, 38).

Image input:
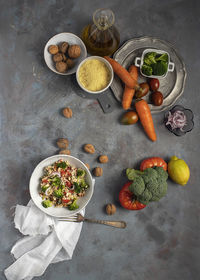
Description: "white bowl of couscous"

(29, 155), (94, 217)
(76, 56), (114, 94)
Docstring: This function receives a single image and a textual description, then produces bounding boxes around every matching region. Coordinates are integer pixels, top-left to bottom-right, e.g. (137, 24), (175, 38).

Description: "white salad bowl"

(44, 32), (87, 75)
(29, 155), (94, 217)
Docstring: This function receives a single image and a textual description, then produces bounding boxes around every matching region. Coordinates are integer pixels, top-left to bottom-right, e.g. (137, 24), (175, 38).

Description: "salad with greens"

(141, 51), (169, 77)
(39, 160), (89, 210)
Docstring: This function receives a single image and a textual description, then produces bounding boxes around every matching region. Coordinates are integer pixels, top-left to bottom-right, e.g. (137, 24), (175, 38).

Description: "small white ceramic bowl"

(76, 56), (114, 94)
(29, 155), (94, 217)
(44, 32), (87, 75)
(135, 48), (175, 78)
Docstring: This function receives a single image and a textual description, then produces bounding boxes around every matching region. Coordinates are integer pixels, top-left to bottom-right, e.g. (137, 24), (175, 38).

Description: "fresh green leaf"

(56, 162), (67, 169)
(74, 182), (81, 193)
(77, 168), (86, 177)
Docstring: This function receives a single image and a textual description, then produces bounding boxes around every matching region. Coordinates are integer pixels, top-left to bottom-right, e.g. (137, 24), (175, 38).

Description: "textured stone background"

(0, 0), (200, 279)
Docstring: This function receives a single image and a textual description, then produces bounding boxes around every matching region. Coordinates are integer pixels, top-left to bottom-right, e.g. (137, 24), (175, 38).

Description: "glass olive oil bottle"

(81, 9), (120, 56)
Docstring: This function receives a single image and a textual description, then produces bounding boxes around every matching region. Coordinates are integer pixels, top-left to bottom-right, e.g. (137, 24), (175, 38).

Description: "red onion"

(166, 110), (187, 131)
(51, 171), (61, 177)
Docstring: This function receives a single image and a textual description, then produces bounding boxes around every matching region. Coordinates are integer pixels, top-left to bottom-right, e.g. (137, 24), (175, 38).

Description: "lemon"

(168, 156), (190, 186)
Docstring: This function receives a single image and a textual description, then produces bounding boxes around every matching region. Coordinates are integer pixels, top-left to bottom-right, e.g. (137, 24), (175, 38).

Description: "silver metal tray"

(110, 37), (187, 113)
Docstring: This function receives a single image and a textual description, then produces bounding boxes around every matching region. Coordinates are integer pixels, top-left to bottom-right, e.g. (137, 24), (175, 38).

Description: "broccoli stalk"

(126, 167), (168, 205)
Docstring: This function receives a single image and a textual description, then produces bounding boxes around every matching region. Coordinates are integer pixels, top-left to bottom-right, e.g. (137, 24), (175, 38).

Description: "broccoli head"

(127, 167), (168, 205)
(42, 200), (52, 208)
(68, 200), (79, 210)
(77, 168), (86, 177)
(53, 189), (63, 198)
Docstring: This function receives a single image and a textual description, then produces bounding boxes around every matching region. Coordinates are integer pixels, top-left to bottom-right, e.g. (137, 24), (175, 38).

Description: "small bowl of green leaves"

(135, 48), (175, 78)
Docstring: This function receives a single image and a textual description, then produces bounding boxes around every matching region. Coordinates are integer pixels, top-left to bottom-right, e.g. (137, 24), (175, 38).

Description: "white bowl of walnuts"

(44, 32), (87, 75)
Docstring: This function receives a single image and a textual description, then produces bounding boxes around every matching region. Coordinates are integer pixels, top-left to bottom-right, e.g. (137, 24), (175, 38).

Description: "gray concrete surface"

(0, 0), (200, 279)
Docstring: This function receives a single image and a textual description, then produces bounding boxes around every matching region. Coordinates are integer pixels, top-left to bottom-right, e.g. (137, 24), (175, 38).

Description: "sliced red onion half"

(51, 171), (61, 177)
(165, 110), (187, 131)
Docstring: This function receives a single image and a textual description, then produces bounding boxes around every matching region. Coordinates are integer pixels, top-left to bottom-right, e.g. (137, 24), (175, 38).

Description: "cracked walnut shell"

(53, 53), (64, 62)
(59, 149), (71, 155)
(84, 144), (95, 154)
(56, 61), (67, 73)
(48, 45), (59, 54)
(85, 163), (90, 169)
(59, 42), (69, 53)
(63, 107), (72, 118)
(106, 204), (116, 215)
(68, 45), (81, 58)
(93, 167), (103, 177)
(99, 155), (109, 163)
(56, 138), (69, 149)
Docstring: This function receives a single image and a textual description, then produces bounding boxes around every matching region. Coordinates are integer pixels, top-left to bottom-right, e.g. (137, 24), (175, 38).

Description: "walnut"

(48, 45), (59, 54)
(99, 155), (109, 163)
(56, 138), (69, 149)
(61, 53), (67, 61)
(68, 45), (81, 58)
(84, 144), (95, 154)
(63, 107), (72, 118)
(85, 163), (90, 169)
(93, 167), (103, 177)
(53, 53), (63, 62)
(59, 42), (69, 53)
(66, 58), (74, 69)
(59, 149), (71, 155)
(106, 204), (116, 215)
(56, 61), (67, 73)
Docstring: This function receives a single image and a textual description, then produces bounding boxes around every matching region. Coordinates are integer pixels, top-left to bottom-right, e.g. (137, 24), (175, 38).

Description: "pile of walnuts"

(48, 42), (81, 73)
(83, 144), (109, 177)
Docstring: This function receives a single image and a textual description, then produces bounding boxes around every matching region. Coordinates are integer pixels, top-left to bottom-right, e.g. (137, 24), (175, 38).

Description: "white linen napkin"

(4, 197), (87, 280)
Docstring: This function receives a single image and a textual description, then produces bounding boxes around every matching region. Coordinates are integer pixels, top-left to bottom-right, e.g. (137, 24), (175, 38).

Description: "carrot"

(104, 56), (139, 89)
(135, 99), (157, 142)
(122, 65), (138, 110)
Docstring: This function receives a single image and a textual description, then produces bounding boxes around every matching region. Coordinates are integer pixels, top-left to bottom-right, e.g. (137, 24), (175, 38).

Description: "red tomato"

(151, 91), (163, 106)
(140, 157), (167, 171)
(65, 181), (72, 188)
(121, 111), (139, 125)
(42, 179), (48, 184)
(60, 170), (66, 177)
(119, 182), (146, 210)
(62, 198), (70, 203)
(149, 78), (160, 91)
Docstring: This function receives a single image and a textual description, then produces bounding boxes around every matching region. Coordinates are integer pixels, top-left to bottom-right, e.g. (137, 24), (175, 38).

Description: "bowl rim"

(44, 32), (87, 76)
(76, 55), (114, 94)
(29, 154), (94, 217)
